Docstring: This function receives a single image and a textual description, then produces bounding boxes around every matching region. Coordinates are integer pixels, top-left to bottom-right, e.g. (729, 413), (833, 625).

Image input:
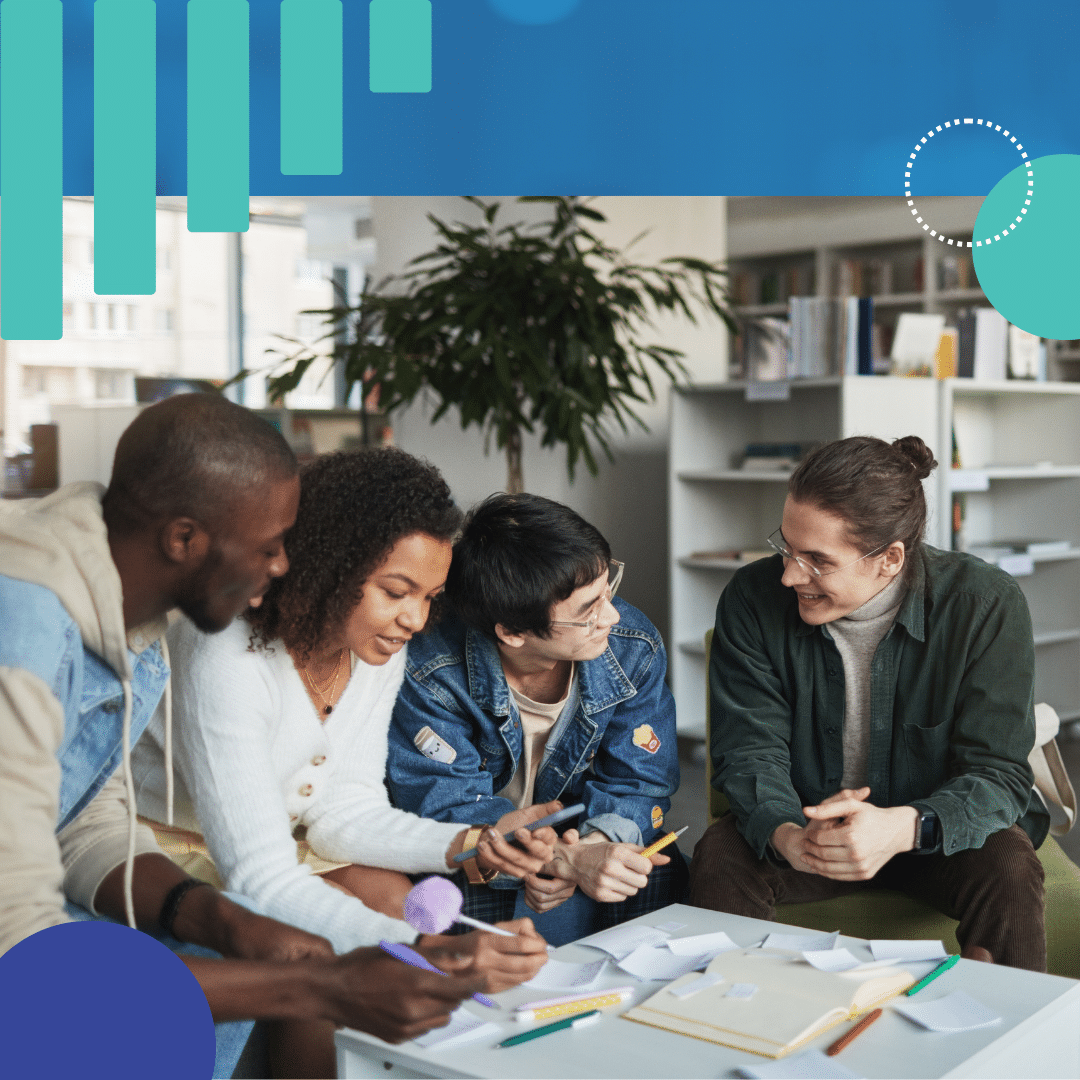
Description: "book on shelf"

(936, 327), (958, 378)
(891, 312), (946, 375)
(623, 947), (915, 1059)
(740, 442), (818, 471)
(1008, 324), (1044, 379)
(741, 318), (791, 382)
(973, 307), (1009, 380)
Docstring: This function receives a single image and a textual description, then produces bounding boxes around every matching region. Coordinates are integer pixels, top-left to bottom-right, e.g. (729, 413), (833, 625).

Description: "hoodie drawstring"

(121, 679), (136, 929)
(161, 635), (174, 827)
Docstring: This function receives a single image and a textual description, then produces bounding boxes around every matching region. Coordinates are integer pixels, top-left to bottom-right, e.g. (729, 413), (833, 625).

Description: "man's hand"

(326, 948), (484, 1043)
(772, 787), (918, 881)
(548, 831), (669, 903)
(522, 872), (577, 914)
(416, 918), (549, 992)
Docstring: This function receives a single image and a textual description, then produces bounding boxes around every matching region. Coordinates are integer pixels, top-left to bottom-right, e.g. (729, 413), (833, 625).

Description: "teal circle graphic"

(487, 0), (583, 25)
(973, 154), (1080, 339)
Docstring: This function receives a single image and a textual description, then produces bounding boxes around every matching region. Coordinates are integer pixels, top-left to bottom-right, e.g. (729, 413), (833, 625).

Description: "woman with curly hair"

(131, 448), (555, 986)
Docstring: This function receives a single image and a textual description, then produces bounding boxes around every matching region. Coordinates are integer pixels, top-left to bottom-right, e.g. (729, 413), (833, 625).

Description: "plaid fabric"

(454, 845), (690, 943)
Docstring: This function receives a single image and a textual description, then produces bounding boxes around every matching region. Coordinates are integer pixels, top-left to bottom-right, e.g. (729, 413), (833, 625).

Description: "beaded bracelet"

(158, 878), (212, 939)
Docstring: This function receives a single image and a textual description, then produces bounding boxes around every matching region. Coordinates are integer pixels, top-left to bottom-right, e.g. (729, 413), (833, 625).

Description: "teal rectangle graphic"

(188, 0), (249, 232)
(281, 0), (343, 175)
(0, 0), (63, 340)
(370, 0), (432, 93)
(95, 0), (156, 294)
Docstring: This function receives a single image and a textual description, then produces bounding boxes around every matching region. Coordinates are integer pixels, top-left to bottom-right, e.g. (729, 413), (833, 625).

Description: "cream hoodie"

(0, 483), (166, 955)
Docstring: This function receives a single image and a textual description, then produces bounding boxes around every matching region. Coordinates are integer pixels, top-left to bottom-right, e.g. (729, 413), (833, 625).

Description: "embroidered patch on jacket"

(632, 723), (661, 754)
(651, 805), (664, 830)
(414, 725), (457, 764)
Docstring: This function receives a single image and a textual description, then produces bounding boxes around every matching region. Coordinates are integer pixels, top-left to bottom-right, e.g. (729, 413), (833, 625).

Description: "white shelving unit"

(938, 379), (1080, 722)
(669, 375), (939, 737)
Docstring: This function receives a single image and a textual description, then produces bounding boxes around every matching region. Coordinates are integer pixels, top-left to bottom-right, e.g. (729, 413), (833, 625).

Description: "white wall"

(370, 196), (728, 644)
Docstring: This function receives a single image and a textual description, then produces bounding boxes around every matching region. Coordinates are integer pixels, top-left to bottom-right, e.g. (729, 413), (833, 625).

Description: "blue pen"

(379, 939), (498, 1009)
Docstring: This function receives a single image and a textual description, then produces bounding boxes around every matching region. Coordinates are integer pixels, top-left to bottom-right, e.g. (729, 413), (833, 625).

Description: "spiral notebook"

(623, 947), (915, 1059)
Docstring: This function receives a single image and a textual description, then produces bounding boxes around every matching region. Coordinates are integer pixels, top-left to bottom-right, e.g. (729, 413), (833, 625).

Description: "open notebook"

(623, 947), (915, 1058)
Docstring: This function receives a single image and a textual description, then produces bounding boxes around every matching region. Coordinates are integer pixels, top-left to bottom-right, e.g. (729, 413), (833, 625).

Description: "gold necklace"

(300, 648), (348, 716)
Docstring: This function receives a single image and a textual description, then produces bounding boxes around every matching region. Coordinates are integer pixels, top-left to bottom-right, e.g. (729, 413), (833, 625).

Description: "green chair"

(703, 629), (1080, 978)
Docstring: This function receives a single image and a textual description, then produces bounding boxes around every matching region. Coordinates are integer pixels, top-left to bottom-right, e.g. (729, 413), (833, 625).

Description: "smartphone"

(451, 802), (585, 863)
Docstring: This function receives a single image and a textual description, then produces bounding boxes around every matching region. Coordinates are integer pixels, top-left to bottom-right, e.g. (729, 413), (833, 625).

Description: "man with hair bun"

(0, 394), (484, 1079)
(690, 434), (1049, 971)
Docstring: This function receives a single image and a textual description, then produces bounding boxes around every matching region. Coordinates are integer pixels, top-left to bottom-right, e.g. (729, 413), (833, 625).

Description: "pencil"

(640, 825), (688, 859)
(826, 1008), (882, 1056)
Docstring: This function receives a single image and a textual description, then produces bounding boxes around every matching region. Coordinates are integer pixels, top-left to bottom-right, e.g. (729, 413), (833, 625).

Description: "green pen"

(906, 953), (960, 995)
(497, 1009), (602, 1047)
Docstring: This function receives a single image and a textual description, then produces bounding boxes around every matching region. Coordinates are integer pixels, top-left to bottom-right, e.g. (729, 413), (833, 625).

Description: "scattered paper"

(413, 1008), (502, 1050)
(523, 957), (608, 991)
(577, 923), (671, 960)
(666, 931), (739, 957)
(870, 939), (948, 963)
(762, 930), (840, 953)
(616, 944), (709, 982)
(726, 982), (758, 999)
(654, 921), (687, 932)
(669, 971), (725, 999)
(802, 948), (861, 972)
(893, 990), (1002, 1033)
(736, 1048), (863, 1079)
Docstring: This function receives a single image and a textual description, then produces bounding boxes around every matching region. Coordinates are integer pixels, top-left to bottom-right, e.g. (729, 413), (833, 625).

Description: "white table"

(336, 904), (1080, 1079)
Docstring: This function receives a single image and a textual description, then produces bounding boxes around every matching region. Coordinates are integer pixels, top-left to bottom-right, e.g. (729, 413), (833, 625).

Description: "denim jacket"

(386, 598), (680, 877)
(0, 484), (168, 954)
(0, 579), (170, 831)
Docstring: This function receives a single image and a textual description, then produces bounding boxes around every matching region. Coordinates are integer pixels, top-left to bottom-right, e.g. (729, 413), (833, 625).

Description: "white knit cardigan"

(132, 616), (462, 953)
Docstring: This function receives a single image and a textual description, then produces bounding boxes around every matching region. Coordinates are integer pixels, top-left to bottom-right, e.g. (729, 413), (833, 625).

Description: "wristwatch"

(912, 808), (940, 853)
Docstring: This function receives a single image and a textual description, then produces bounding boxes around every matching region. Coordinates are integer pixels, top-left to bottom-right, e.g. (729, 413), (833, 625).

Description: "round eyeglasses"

(549, 560), (624, 631)
(765, 528), (892, 579)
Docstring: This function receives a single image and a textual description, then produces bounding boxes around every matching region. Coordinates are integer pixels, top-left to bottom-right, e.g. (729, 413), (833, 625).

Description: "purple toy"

(403, 876), (517, 937)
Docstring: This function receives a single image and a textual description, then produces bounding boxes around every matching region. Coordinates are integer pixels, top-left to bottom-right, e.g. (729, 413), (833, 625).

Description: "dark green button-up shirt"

(710, 545), (1049, 859)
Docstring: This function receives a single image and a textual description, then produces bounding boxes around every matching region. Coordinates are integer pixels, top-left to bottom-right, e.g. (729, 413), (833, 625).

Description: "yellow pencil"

(640, 825), (688, 858)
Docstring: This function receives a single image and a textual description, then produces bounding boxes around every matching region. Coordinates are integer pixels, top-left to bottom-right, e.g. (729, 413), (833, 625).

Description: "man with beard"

(0, 394), (484, 1078)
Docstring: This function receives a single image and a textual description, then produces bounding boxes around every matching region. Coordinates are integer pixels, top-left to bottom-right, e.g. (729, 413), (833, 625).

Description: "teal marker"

(905, 953), (960, 995)
(498, 1009), (602, 1048)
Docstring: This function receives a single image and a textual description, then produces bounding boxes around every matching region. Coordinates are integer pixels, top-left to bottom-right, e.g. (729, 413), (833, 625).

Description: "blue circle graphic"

(0, 922), (215, 1079)
(487, 0), (583, 25)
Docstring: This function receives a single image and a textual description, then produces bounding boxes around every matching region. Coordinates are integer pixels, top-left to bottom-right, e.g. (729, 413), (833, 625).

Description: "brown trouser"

(688, 814), (1046, 971)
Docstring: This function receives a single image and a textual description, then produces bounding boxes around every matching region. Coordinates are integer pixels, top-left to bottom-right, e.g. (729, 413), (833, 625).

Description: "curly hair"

(245, 447), (462, 664)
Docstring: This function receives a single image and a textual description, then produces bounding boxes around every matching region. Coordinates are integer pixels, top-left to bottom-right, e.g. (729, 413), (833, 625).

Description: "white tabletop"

(336, 904), (1080, 1079)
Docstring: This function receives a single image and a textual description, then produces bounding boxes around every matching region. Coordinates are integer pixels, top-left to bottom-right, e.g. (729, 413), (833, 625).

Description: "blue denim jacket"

(386, 598), (680, 867)
(0, 576), (169, 830)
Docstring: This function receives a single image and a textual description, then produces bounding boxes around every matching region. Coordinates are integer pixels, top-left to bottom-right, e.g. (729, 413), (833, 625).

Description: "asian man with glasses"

(386, 493), (686, 946)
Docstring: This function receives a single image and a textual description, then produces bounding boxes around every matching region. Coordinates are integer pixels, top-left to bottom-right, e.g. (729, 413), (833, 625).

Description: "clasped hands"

(771, 787), (919, 881)
(522, 830), (670, 912)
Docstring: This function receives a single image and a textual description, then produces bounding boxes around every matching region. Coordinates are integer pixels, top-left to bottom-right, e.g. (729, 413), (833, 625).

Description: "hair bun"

(892, 435), (937, 481)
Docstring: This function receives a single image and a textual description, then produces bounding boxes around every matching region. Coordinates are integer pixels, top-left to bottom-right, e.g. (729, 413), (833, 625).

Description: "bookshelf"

(668, 376), (939, 737)
(726, 196), (1079, 382)
(937, 379), (1080, 723)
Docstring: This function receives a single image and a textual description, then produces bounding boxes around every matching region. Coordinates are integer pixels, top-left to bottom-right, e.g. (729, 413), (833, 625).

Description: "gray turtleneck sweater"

(823, 574), (907, 789)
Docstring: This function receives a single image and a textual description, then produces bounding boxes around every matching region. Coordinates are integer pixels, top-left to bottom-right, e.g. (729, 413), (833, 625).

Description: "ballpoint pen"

(378, 940), (498, 1009)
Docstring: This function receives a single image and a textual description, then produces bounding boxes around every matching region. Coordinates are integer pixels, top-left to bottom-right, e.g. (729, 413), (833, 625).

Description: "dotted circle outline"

(905, 119), (1033, 248)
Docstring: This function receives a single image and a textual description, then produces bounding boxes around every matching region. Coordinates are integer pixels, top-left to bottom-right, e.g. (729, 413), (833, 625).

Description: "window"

(155, 309), (175, 333)
(88, 303), (101, 331)
(126, 305), (138, 332)
(94, 370), (129, 400)
(157, 247), (173, 272)
(62, 302), (75, 331)
(295, 313), (326, 342)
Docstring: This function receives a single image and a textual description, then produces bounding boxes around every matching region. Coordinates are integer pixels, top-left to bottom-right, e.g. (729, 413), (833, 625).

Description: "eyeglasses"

(765, 528), (891, 579)
(550, 560), (624, 631)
